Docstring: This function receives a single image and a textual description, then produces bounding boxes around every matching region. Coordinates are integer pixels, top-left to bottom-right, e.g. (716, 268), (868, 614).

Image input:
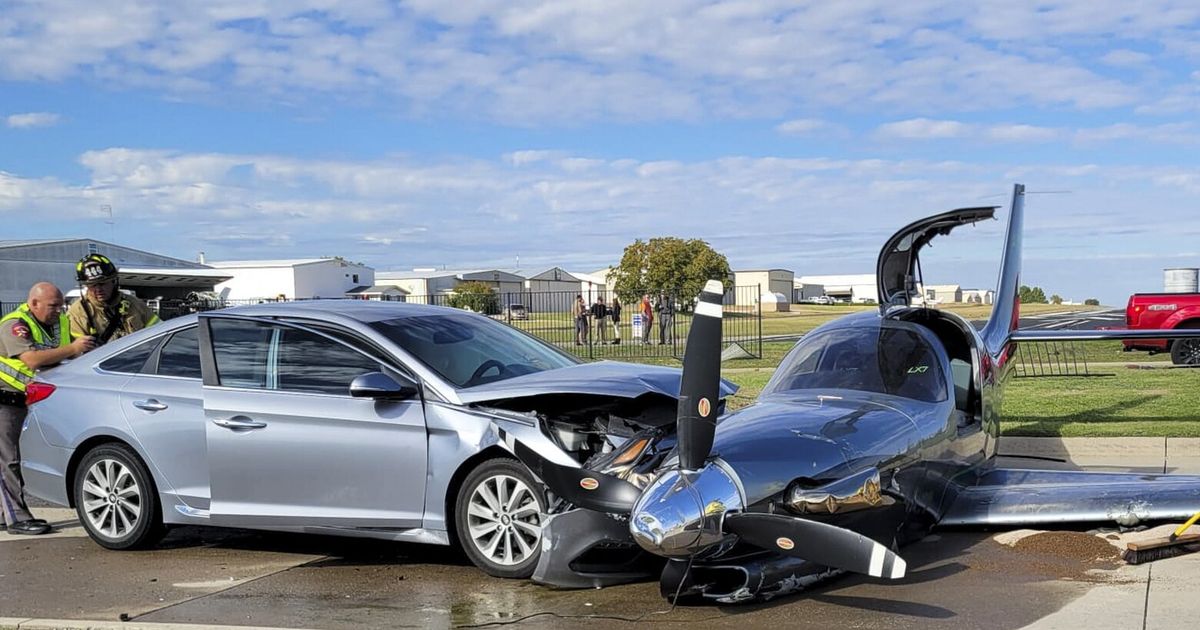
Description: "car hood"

(456, 361), (738, 405)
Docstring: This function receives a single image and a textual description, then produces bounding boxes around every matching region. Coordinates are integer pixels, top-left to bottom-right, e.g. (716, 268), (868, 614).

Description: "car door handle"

(211, 416), (268, 430)
(132, 399), (169, 412)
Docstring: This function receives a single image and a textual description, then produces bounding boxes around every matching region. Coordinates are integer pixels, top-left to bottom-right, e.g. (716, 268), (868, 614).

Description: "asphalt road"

(1014, 308), (1125, 331)
(3, 504), (1194, 630)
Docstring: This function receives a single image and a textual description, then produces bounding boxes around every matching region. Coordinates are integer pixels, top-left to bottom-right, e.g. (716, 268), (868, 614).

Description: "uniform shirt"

(0, 315), (62, 394)
(67, 294), (158, 343)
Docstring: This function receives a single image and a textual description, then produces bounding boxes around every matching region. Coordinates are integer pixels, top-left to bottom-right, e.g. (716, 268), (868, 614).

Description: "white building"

(961, 288), (995, 304)
(923, 284), (963, 304)
(209, 258), (374, 300)
(793, 281), (826, 302)
(375, 268), (526, 306)
(796, 274), (878, 303)
(733, 269), (795, 307)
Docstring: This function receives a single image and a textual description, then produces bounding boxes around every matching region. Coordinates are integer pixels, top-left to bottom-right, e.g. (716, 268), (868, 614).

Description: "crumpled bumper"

(532, 508), (661, 589)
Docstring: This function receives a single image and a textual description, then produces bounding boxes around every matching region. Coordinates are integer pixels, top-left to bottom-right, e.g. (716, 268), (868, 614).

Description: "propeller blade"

(677, 279), (725, 471)
(724, 512), (907, 579)
(512, 440), (641, 514)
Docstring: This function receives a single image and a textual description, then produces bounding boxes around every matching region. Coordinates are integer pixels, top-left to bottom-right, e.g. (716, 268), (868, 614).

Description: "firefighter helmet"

(76, 253), (119, 286)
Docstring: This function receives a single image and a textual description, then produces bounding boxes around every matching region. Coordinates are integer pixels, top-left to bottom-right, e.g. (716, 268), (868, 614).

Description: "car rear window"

(98, 337), (160, 374)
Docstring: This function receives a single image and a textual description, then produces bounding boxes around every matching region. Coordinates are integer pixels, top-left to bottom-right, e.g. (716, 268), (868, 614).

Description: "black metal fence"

(5, 285), (764, 362)
(1013, 341), (1092, 377)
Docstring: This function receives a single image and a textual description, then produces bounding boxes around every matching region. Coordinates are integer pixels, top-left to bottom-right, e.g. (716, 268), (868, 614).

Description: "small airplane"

(512, 183), (1200, 603)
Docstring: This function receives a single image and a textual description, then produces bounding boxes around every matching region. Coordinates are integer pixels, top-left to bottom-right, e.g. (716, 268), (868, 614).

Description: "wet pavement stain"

(2, 524), (1155, 630)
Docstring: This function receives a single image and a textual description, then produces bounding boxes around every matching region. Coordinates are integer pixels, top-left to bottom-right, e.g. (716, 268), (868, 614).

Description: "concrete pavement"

(4, 437), (1200, 630)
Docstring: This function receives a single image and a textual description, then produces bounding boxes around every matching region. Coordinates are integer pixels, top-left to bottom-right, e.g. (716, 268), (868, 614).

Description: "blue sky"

(1, 1), (1198, 304)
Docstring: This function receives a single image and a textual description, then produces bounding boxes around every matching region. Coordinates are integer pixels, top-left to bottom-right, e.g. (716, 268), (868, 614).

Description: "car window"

(371, 312), (579, 388)
(210, 319), (273, 389)
(157, 327), (201, 379)
(98, 337), (160, 374)
(276, 328), (382, 396)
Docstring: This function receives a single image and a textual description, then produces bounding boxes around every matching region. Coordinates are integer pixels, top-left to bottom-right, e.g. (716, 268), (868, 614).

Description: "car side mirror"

(350, 371), (419, 400)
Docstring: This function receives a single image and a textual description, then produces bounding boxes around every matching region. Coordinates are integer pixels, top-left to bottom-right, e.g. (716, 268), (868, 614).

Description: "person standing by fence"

(590, 296), (608, 343)
(573, 295), (589, 345)
(658, 292), (676, 345)
(609, 296), (622, 344)
(639, 294), (654, 345)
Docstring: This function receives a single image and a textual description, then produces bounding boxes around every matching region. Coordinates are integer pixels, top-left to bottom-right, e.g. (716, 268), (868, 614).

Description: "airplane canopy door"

(877, 207), (996, 309)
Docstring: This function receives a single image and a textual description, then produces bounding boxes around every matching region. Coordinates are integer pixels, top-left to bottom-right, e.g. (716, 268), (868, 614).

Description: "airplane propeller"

(676, 280), (726, 471)
(512, 440), (641, 514)
(723, 512), (907, 579)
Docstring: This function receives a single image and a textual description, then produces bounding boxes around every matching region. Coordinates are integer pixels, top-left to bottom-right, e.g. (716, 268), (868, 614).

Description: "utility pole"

(100, 204), (114, 242)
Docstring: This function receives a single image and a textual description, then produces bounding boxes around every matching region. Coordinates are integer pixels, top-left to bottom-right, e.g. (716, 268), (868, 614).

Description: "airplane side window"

(764, 326), (947, 403)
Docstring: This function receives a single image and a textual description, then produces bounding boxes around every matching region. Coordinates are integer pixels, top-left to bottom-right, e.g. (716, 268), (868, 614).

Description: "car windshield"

(370, 312), (580, 388)
(761, 323), (947, 403)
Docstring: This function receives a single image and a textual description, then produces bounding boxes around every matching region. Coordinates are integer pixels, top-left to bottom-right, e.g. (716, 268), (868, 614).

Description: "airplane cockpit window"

(762, 324), (948, 403)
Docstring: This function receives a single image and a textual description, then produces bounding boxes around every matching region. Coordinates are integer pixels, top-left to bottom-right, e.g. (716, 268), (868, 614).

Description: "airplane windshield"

(762, 324), (948, 403)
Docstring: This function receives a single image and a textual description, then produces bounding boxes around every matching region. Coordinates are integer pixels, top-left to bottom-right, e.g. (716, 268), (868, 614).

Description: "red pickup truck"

(1123, 293), (1200, 364)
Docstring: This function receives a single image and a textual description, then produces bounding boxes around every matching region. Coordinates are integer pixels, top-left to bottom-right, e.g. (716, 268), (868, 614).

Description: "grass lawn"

(715, 360), (1199, 437)
(1001, 368), (1200, 437)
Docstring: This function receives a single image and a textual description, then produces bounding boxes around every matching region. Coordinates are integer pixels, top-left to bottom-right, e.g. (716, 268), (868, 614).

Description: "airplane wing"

(940, 468), (1200, 527)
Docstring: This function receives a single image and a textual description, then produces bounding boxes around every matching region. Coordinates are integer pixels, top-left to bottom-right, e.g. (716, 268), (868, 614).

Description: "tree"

(1018, 285), (1048, 304)
(1050, 294), (1063, 305)
(609, 237), (732, 306)
(447, 281), (500, 314)
(1084, 298), (1101, 306)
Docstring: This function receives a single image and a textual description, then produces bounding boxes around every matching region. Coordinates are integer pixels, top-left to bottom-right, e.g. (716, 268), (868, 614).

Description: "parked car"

(1122, 293), (1200, 365)
(803, 296), (834, 305)
(20, 301), (734, 578)
(504, 303), (529, 320)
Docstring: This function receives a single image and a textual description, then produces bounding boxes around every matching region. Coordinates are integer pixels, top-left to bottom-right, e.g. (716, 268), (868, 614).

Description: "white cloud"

(5, 112), (62, 128)
(873, 119), (1197, 145)
(876, 118), (972, 139)
(0, 1), (1194, 121)
(1100, 49), (1153, 67)
(2, 147), (1198, 294)
(776, 118), (832, 135)
(985, 124), (1062, 142)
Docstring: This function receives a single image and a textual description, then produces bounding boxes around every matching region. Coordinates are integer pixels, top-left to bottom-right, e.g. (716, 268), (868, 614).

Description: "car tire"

(73, 443), (165, 550)
(1171, 338), (1200, 366)
(454, 458), (547, 579)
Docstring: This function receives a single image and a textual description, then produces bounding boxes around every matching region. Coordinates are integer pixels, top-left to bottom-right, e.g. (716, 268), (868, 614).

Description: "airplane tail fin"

(980, 183), (1025, 355)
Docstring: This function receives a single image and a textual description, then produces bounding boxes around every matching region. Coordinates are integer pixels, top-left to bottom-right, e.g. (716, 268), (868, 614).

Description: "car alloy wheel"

(73, 443), (165, 550)
(1172, 338), (1200, 366)
(455, 458), (546, 578)
(81, 458), (142, 540)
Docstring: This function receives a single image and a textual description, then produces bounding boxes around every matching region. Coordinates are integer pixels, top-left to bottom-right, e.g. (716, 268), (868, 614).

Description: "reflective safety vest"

(0, 304), (69, 393)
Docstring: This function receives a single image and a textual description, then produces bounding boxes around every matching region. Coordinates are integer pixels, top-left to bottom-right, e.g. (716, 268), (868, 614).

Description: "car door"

(118, 325), (210, 512)
(199, 315), (428, 529)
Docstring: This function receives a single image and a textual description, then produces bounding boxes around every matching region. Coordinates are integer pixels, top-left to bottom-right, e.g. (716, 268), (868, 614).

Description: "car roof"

(210, 300), (475, 324)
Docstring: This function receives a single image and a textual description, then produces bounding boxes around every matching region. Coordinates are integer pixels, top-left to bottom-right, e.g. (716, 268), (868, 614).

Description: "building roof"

(207, 258), (338, 268)
(0, 239), (80, 249)
(119, 267), (234, 287)
(0, 238), (207, 268)
(528, 267), (585, 282)
(734, 268), (794, 274)
(377, 268), (526, 281)
(345, 285), (410, 295)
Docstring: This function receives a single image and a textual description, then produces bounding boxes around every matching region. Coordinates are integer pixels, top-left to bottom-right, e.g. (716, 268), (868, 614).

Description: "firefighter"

(66, 254), (160, 346)
(1, 283), (95, 534)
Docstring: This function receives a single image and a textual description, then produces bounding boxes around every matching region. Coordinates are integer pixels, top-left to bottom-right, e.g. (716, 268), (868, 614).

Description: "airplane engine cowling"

(629, 460), (744, 558)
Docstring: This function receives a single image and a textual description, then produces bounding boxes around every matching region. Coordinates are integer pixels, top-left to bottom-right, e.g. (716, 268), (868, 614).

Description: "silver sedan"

(20, 301), (704, 578)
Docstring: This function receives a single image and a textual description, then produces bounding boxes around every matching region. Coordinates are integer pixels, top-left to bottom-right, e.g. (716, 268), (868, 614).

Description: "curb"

(0, 619), (309, 630)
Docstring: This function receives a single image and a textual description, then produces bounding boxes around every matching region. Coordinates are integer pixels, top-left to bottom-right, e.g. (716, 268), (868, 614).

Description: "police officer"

(1, 282), (95, 534)
(66, 254), (160, 345)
